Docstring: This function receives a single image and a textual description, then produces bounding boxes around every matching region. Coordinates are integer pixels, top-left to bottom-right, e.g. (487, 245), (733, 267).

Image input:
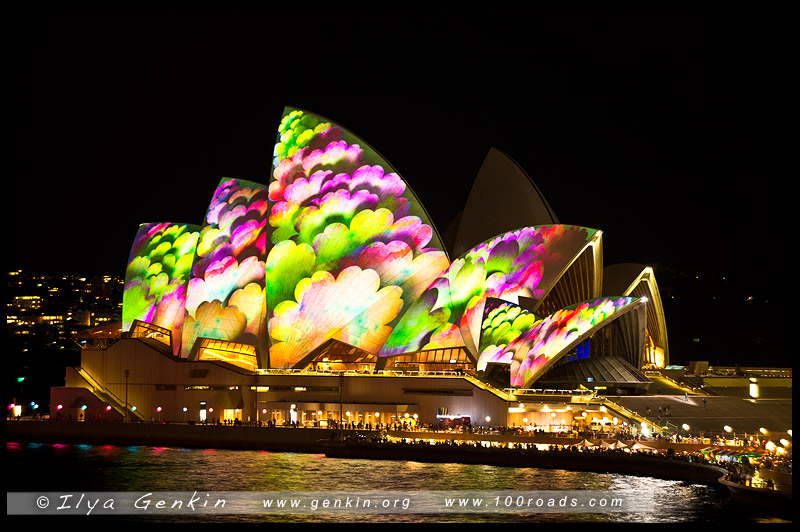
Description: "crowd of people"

(350, 429), (792, 493)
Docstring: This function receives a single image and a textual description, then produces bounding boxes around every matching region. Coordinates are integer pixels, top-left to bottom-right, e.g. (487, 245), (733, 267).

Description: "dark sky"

(9, 8), (789, 298)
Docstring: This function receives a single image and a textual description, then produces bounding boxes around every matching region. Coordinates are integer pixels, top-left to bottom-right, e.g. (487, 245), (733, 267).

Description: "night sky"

(9, 8), (790, 365)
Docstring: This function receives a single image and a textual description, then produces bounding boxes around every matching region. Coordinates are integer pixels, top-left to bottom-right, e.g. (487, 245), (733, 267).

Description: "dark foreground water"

(6, 441), (792, 524)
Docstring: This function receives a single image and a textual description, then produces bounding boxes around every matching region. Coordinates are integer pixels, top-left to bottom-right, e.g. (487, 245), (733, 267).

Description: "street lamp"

(124, 369), (130, 422)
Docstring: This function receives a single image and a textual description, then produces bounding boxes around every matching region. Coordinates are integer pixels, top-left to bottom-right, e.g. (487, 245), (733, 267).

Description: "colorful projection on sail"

(180, 178), (269, 359)
(266, 108), (449, 368)
(477, 299), (541, 371)
(122, 222), (201, 355)
(498, 297), (637, 388)
(379, 225), (597, 358)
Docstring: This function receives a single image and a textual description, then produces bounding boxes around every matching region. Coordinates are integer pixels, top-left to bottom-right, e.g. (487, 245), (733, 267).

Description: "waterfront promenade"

(6, 418), (726, 455)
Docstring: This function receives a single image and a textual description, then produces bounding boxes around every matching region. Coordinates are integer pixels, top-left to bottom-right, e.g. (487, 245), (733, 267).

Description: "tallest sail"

(265, 107), (449, 368)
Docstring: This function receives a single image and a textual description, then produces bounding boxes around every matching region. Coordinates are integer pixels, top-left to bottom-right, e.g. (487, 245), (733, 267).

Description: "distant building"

(53, 107), (670, 430)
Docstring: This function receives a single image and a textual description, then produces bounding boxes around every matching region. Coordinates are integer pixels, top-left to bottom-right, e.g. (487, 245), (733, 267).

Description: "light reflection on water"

(6, 442), (790, 523)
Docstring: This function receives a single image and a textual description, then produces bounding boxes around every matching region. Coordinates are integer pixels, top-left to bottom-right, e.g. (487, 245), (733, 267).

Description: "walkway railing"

(598, 397), (667, 437)
(74, 367), (143, 421)
(254, 368), (518, 401)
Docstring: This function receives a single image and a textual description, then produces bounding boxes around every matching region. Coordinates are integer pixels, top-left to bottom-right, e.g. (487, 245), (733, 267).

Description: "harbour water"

(6, 441), (791, 523)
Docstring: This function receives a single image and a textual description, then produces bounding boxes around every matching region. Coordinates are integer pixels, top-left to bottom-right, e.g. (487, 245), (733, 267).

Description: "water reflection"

(6, 442), (789, 523)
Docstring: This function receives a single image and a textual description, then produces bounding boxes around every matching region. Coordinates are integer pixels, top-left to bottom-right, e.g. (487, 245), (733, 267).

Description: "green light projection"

(122, 222), (200, 356)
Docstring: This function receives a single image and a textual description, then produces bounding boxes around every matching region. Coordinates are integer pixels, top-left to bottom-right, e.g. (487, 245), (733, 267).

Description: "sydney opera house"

(52, 107), (670, 431)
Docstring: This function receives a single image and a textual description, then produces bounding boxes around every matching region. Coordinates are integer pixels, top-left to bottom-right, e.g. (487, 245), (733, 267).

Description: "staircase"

(74, 367), (144, 421)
